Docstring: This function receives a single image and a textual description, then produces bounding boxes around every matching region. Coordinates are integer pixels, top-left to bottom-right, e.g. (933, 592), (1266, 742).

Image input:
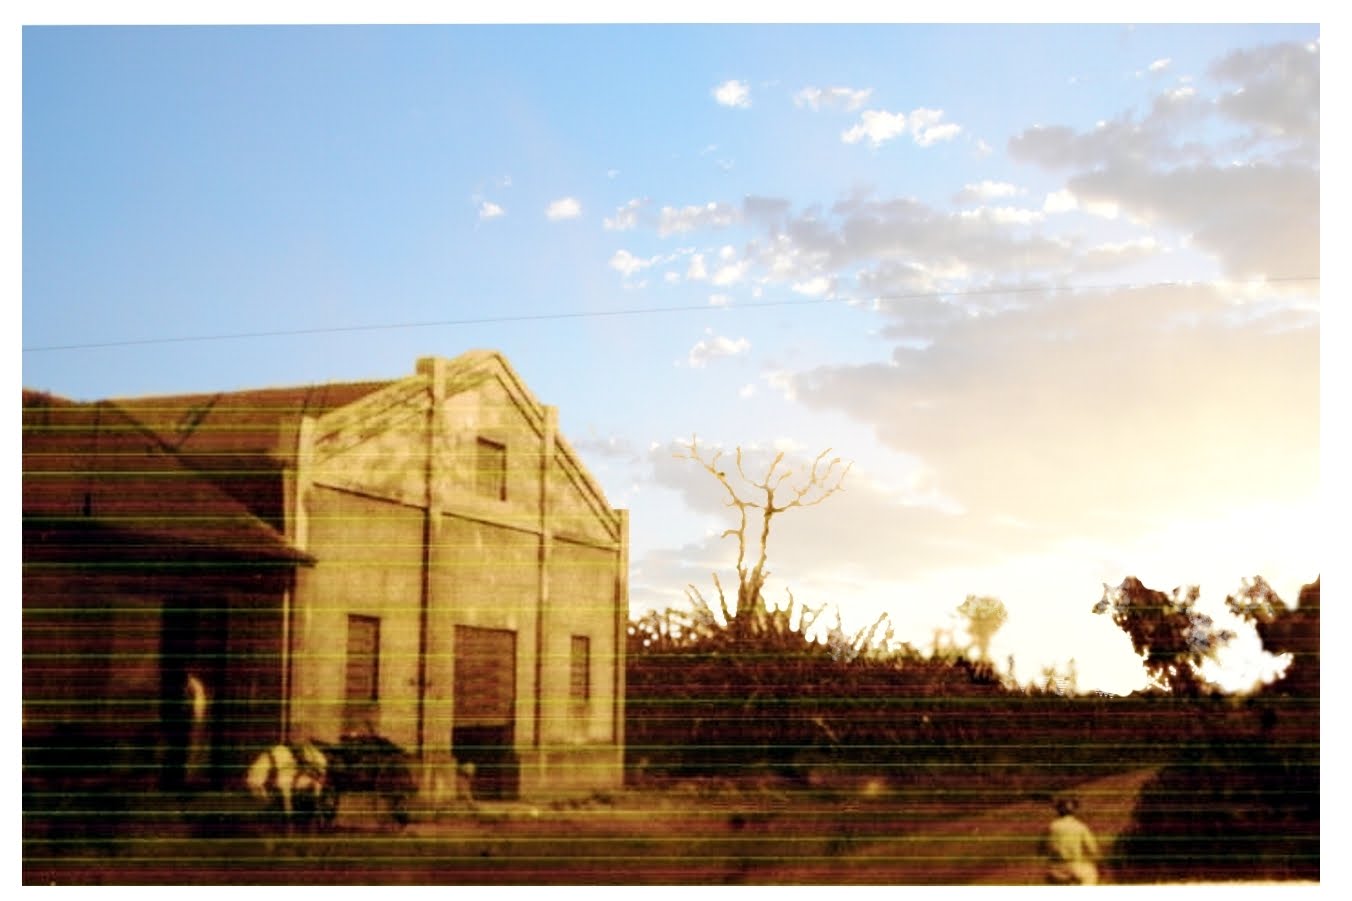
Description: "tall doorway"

(451, 625), (518, 799)
(159, 599), (225, 789)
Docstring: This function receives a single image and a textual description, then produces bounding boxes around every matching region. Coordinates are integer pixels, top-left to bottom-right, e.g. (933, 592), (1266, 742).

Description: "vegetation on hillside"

(625, 440), (1319, 882)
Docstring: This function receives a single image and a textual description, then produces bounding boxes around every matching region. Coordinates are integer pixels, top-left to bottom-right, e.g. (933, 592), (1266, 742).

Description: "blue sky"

(19, 19), (1327, 693)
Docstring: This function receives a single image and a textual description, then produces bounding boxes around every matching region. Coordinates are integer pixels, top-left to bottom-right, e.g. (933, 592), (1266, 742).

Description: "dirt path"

(25, 769), (1161, 885)
(758, 767), (1157, 885)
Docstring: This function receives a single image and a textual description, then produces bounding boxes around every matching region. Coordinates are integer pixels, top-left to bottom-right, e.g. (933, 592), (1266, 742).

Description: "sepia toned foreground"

(29, 768), (1172, 886)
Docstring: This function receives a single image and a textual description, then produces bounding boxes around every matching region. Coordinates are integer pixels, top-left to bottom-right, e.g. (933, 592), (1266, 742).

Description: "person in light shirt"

(1043, 795), (1101, 885)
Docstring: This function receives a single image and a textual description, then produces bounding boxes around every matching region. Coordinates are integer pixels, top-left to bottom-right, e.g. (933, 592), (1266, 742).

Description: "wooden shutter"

(344, 615), (380, 733)
(569, 635), (591, 703)
(454, 626), (516, 727)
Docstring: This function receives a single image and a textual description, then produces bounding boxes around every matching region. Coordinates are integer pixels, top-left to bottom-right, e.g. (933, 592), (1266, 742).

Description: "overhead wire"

(21, 275), (1319, 354)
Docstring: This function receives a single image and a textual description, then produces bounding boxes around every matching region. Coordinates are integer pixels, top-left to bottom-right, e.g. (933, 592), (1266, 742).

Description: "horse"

(318, 734), (417, 829)
(244, 740), (335, 833)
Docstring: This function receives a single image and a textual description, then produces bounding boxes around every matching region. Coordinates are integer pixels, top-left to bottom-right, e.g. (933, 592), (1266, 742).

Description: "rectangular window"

(476, 437), (507, 501)
(344, 615), (380, 733)
(569, 635), (591, 706)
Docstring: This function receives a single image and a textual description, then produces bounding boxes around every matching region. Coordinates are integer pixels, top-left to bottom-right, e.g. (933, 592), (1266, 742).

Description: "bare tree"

(676, 436), (851, 639)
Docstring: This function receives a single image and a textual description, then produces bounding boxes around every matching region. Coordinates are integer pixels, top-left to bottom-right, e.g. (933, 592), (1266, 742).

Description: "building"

(22, 351), (629, 803)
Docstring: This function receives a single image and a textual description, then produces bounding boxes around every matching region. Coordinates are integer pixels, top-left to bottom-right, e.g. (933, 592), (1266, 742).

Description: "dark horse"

(317, 734), (417, 829)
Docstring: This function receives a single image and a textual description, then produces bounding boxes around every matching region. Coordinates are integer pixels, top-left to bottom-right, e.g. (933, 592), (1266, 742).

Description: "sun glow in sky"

(17, 12), (1326, 694)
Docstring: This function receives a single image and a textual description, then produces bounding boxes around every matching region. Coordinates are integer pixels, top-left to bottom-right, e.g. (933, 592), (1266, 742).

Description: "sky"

(17, 15), (1331, 695)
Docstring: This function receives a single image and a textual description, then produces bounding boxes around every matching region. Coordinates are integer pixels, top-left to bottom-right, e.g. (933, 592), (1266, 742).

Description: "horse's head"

(297, 740), (328, 776)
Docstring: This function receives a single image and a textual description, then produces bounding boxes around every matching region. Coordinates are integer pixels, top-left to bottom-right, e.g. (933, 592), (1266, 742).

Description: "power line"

(21, 275), (1319, 354)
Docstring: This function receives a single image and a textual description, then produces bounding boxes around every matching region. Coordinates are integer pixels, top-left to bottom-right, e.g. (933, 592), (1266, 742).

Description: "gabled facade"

(23, 351), (628, 802)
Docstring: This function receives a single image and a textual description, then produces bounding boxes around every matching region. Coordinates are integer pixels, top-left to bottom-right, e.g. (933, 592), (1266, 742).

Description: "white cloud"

(842, 107), (961, 148)
(909, 108), (962, 146)
(711, 259), (751, 287)
(570, 434), (643, 465)
(792, 276), (832, 297)
(738, 383), (758, 399)
(841, 110), (908, 146)
(708, 243), (751, 285)
(1082, 198), (1121, 220)
(1148, 57), (1172, 73)
(1088, 236), (1160, 255)
(1039, 185), (1117, 221)
(687, 331), (751, 368)
(1209, 41), (1319, 149)
(713, 79), (751, 108)
(916, 123), (962, 146)
(1082, 236), (1163, 270)
(604, 198), (646, 231)
(477, 201), (504, 220)
(972, 206), (1046, 226)
(956, 180), (1021, 204)
(763, 369), (798, 402)
(1043, 189), (1078, 214)
(794, 85), (872, 111)
(545, 197), (582, 220)
(658, 202), (739, 236)
(756, 189), (1076, 294)
(709, 293), (731, 307)
(687, 253), (709, 281)
(1009, 40), (1317, 280)
(609, 249), (658, 278)
(791, 282), (1318, 551)
(906, 109), (945, 131)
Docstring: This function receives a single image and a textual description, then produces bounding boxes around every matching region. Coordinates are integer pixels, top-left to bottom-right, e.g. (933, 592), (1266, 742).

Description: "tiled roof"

(22, 391), (310, 564)
(113, 380), (393, 458)
(21, 350), (619, 560)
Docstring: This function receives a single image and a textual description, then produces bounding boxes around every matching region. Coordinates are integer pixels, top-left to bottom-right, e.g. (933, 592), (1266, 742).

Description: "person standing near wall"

(1043, 795), (1101, 884)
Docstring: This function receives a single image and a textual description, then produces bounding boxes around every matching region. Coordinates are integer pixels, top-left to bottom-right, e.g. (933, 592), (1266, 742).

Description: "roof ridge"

(109, 376), (396, 406)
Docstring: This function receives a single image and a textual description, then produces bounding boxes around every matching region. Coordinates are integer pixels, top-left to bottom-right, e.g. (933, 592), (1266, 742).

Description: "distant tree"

(1226, 575), (1320, 697)
(1037, 658), (1079, 696)
(1093, 577), (1236, 696)
(1111, 576), (1321, 883)
(956, 594), (1008, 662)
(675, 436), (851, 640)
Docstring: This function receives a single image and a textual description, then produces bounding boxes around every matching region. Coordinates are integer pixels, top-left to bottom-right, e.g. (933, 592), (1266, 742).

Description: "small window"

(569, 635), (591, 706)
(476, 437), (507, 501)
(345, 615), (380, 733)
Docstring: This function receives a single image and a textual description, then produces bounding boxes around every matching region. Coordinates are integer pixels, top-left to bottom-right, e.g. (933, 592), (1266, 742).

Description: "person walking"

(1043, 795), (1101, 885)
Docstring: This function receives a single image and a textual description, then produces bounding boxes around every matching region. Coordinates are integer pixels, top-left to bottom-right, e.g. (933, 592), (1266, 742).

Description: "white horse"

(245, 741), (332, 831)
